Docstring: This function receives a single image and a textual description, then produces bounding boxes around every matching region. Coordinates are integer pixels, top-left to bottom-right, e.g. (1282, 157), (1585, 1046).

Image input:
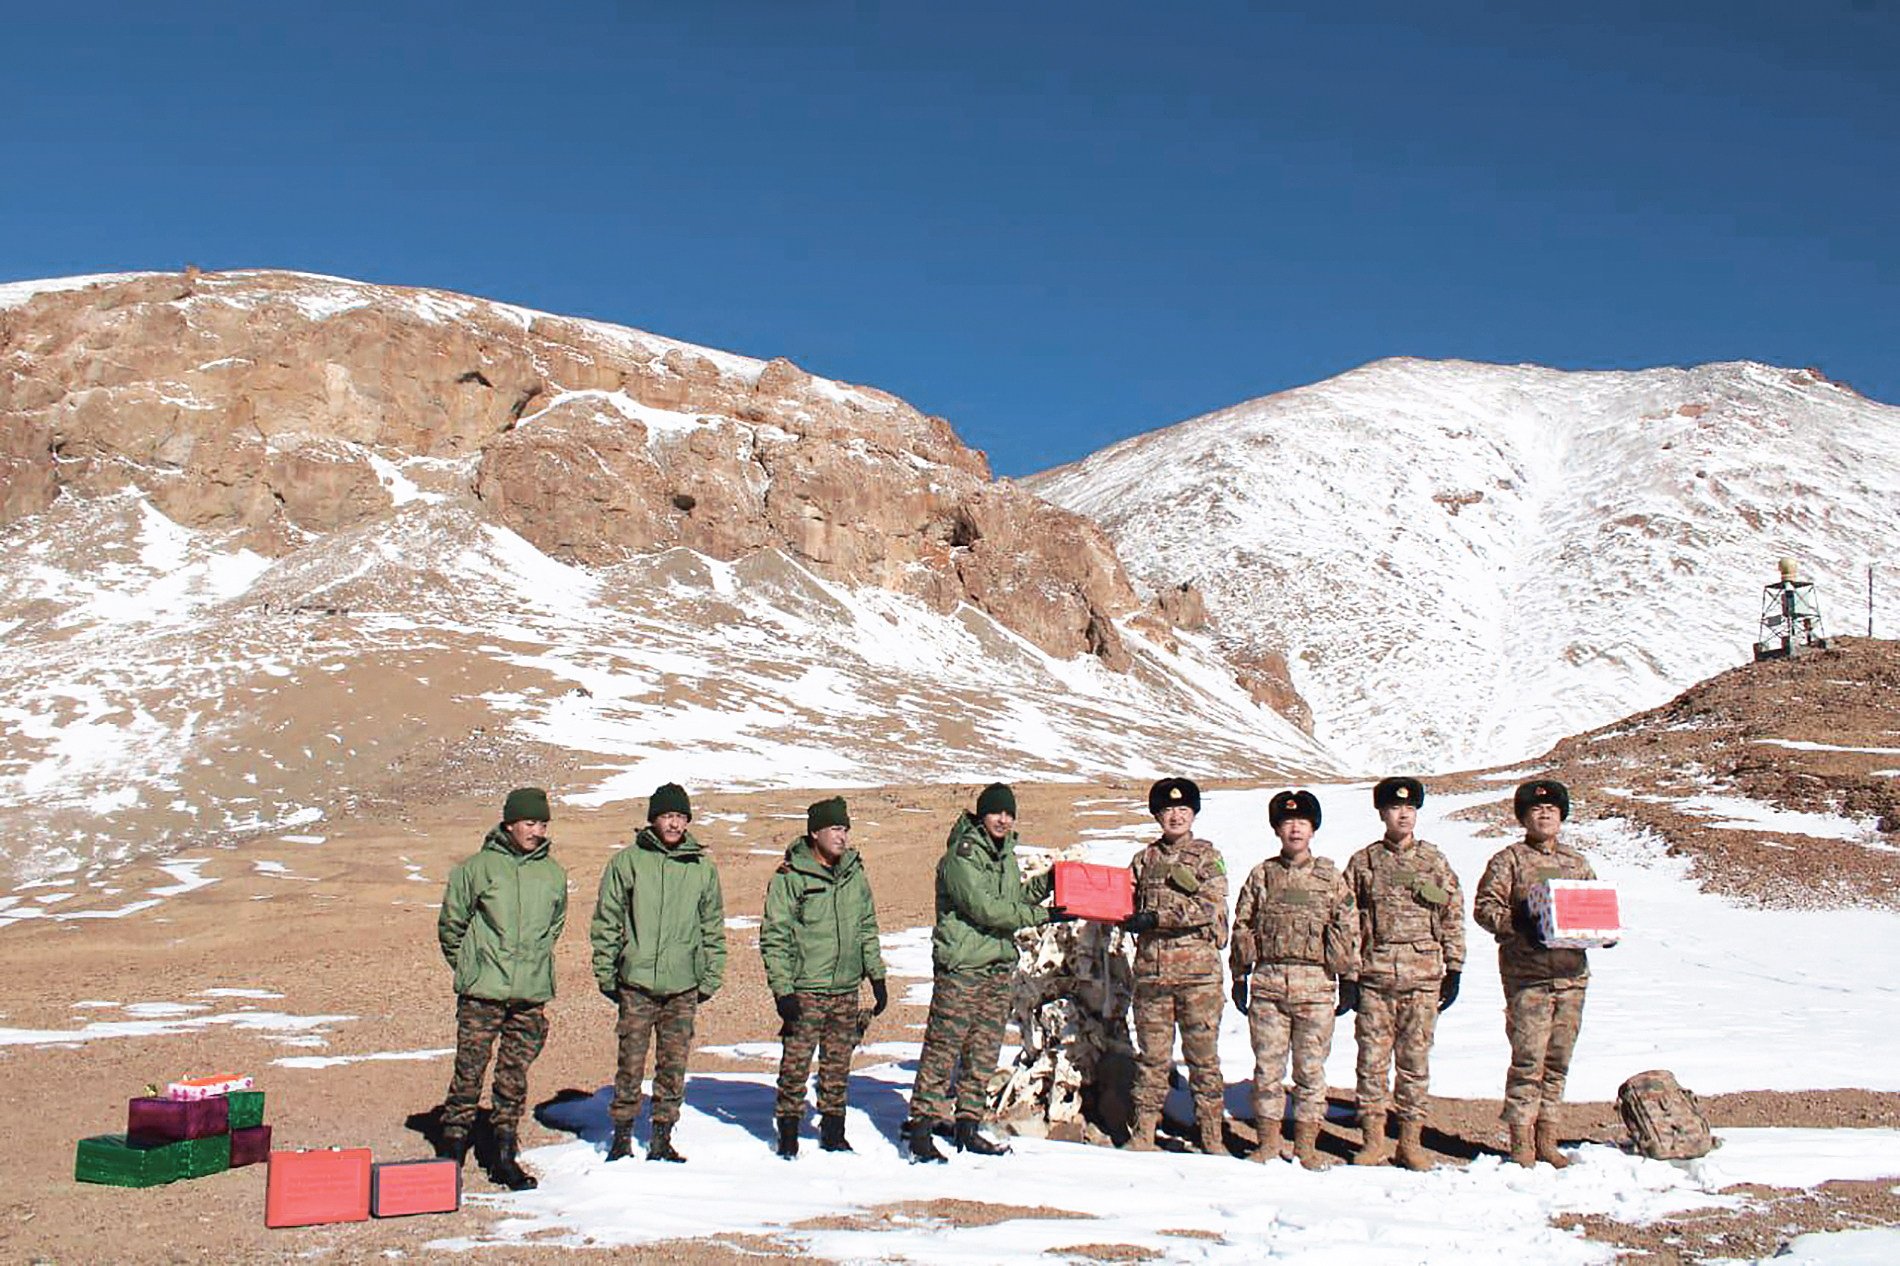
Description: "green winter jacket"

(760, 838), (886, 997)
(590, 826), (727, 998)
(931, 813), (1052, 975)
(438, 826), (569, 1003)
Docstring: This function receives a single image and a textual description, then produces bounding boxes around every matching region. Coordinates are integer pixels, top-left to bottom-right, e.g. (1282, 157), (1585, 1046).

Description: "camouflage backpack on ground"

(1617, 1069), (1714, 1160)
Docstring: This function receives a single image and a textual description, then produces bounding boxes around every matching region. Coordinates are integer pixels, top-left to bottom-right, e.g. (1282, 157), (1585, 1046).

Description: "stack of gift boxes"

(74, 1074), (269, 1188)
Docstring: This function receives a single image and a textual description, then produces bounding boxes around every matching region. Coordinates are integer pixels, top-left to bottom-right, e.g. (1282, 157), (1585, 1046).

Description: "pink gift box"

(166, 1073), (253, 1101)
(128, 1094), (229, 1144)
(231, 1125), (273, 1167)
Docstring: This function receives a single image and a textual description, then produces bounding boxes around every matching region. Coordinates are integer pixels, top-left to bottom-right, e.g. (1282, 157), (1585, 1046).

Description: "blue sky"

(6, 1), (1895, 475)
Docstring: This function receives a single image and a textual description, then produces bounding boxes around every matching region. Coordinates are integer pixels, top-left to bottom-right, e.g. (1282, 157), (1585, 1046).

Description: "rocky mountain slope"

(0, 271), (1334, 881)
(1029, 357), (1900, 773)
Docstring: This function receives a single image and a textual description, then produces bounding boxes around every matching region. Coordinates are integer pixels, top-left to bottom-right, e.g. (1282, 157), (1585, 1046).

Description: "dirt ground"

(3, 778), (1897, 1264)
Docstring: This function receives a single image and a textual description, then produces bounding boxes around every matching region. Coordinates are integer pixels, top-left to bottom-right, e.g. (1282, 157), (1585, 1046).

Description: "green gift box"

(225, 1090), (265, 1130)
(176, 1132), (231, 1178)
(74, 1133), (183, 1188)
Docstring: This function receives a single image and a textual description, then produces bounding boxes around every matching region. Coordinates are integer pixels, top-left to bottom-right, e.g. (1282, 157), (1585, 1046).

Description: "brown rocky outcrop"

(0, 270), (1144, 664)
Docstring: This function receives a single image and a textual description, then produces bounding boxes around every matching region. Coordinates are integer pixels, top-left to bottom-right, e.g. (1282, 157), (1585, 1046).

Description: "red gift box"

(371, 1158), (462, 1218)
(265, 1148), (372, 1228)
(128, 1094), (228, 1144)
(231, 1125), (273, 1167)
(1053, 861), (1134, 923)
(1530, 879), (1623, 949)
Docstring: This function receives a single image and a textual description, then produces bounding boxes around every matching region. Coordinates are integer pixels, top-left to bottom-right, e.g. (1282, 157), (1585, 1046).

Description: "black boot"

(819, 1113), (852, 1153)
(954, 1119), (1011, 1156)
(435, 1127), (470, 1166)
(905, 1118), (948, 1164)
(490, 1130), (538, 1191)
(647, 1123), (686, 1163)
(776, 1115), (801, 1159)
(606, 1121), (635, 1162)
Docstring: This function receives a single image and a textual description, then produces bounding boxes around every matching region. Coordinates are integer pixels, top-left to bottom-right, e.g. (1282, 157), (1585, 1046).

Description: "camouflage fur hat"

(807, 796), (850, 833)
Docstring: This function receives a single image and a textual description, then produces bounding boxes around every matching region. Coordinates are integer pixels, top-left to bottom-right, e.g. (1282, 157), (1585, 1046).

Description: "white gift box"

(165, 1073), (254, 1101)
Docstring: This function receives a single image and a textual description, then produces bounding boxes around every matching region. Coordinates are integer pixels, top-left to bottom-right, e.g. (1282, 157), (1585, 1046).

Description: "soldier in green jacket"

(760, 796), (888, 1158)
(590, 783), (727, 1163)
(904, 782), (1070, 1163)
(436, 786), (569, 1192)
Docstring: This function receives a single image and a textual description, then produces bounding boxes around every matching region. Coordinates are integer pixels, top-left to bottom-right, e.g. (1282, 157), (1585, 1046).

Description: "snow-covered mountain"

(0, 271), (1338, 881)
(1029, 358), (1900, 773)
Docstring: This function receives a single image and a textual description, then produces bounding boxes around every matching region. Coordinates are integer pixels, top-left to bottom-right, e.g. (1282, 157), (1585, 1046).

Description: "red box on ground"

(1052, 861), (1134, 923)
(230, 1125), (272, 1167)
(1530, 879), (1623, 949)
(265, 1148), (372, 1228)
(127, 1094), (228, 1144)
(371, 1158), (462, 1218)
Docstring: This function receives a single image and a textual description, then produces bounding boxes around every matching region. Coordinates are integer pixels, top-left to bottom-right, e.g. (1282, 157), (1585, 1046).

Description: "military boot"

(1353, 1110), (1393, 1166)
(435, 1127), (470, 1167)
(606, 1121), (635, 1162)
(1247, 1117), (1280, 1164)
(819, 1114), (853, 1153)
(905, 1118), (948, 1164)
(954, 1119), (1011, 1156)
(1534, 1119), (1571, 1169)
(1396, 1119), (1433, 1172)
(1293, 1120), (1333, 1170)
(647, 1123), (686, 1163)
(1124, 1111), (1159, 1152)
(1197, 1115), (1226, 1157)
(1508, 1122), (1536, 1168)
(775, 1115), (800, 1159)
(490, 1130), (538, 1191)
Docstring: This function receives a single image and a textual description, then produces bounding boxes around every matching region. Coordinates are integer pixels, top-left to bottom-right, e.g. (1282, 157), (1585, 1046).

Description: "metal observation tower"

(1753, 558), (1830, 661)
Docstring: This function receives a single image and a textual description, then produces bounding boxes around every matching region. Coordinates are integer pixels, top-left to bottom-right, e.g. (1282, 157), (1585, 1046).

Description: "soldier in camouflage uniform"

(905, 782), (1070, 1163)
(437, 786), (569, 1192)
(1230, 788), (1357, 1169)
(1341, 776), (1465, 1171)
(1473, 779), (1599, 1168)
(761, 796), (889, 1158)
(590, 783), (727, 1164)
(1122, 777), (1230, 1155)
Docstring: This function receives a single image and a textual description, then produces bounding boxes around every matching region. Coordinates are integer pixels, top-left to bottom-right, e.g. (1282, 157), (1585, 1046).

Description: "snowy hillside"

(1029, 358), (1900, 773)
(0, 491), (1338, 882)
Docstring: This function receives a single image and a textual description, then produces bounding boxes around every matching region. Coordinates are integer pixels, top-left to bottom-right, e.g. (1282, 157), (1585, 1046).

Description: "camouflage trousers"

(611, 985), (698, 1128)
(1132, 979), (1225, 1121)
(1247, 971), (1336, 1125)
(443, 995), (548, 1132)
(909, 969), (1011, 1123)
(775, 991), (864, 1117)
(1502, 980), (1587, 1125)
(1354, 983), (1441, 1121)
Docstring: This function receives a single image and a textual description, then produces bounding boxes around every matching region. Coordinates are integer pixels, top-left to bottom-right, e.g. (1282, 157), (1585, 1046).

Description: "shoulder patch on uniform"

(956, 839), (975, 857)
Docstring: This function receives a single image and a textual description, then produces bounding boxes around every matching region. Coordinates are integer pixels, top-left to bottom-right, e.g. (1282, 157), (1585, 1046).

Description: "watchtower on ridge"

(1753, 557), (1830, 660)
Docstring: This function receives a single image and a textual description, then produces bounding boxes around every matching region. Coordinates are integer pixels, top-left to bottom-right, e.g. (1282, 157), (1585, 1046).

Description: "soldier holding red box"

(1473, 779), (1597, 1169)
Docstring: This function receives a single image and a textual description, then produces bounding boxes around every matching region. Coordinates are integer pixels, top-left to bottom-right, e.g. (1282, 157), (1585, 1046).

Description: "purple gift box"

(231, 1124), (272, 1167)
(127, 1094), (228, 1144)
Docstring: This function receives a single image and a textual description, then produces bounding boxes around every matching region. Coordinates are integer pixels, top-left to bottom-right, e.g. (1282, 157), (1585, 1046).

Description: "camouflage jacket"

(1129, 835), (1229, 984)
(1230, 853), (1358, 981)
(1344, 836), (1465, 988)
(1473, 837), (1596, 988)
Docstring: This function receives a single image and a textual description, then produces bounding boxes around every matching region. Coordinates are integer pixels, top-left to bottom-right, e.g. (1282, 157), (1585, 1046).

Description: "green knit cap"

(502, 787), (552, 823)
(806, 796), (850, 833)
(648, 783), (693, 822)
(975, 782), (1017, 818)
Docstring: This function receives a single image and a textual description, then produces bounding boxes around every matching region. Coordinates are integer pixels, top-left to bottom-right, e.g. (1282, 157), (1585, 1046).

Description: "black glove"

(1120, 910), (1159, 935)
(1230, 977), (1249, 1015)
(1045, 904), (1078, 924)
(775, 994), (802, 1027)
(1511, 902), (1545, 947)
(599, 982), (618, 1002)
(1335, 979), (1360, 1016)
(697, 989), (714, 1005)
(1437, 969), (1461, 1012)
(870, 978), (889, 1016)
